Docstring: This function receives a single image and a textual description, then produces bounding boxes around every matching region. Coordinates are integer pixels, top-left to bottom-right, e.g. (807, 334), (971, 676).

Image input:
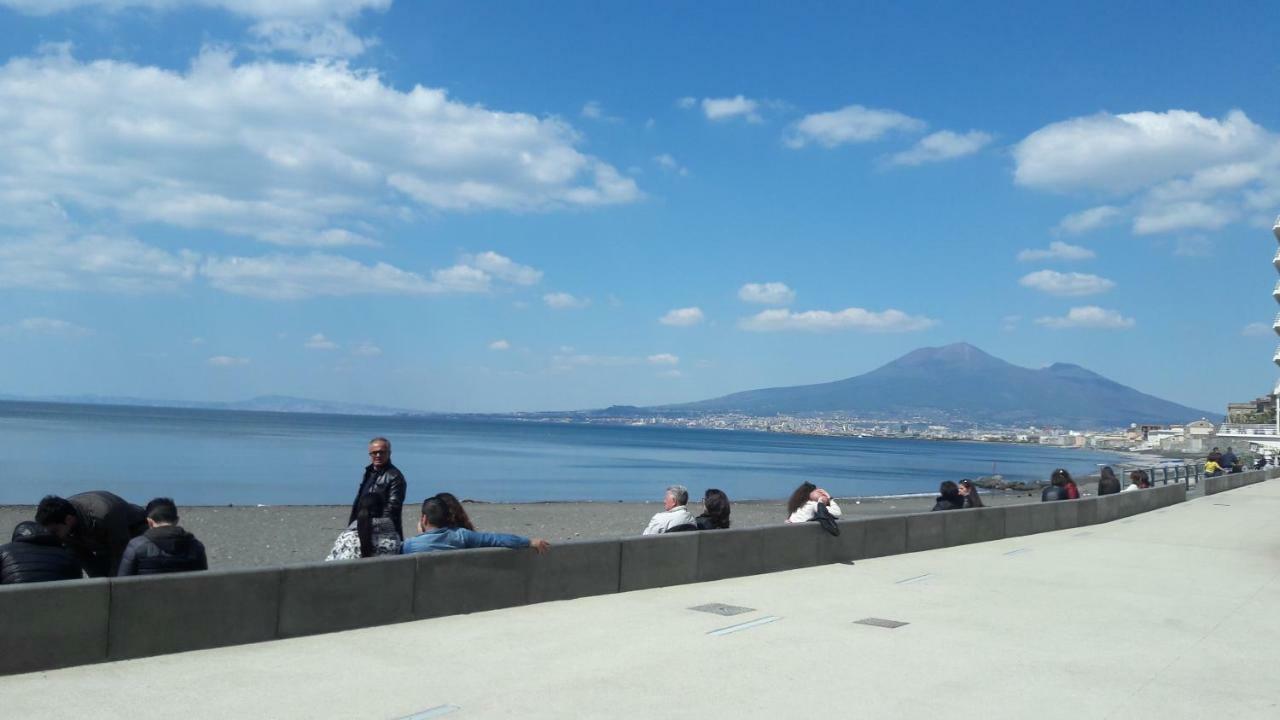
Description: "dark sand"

(0, 487), (1070, 571)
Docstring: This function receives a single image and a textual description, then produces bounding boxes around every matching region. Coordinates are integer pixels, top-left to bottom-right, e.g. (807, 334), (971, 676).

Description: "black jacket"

(932, 494), (965, 511)
(1097, 476), (1121, 495)
(67, 491), (147, 577)
(695, 514), (730, 530)
(1041, 485), (1068, 502)
(0, 527), (82, 585)
(350, 463), (406, 538)
(117, 525), (208, 576)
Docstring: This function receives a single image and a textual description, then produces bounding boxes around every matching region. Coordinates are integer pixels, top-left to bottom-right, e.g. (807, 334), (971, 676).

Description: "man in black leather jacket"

(117, 498), (208, 576)
(350, 436), (406, 538)
(0, 521), (83, 584)
(35, 492), (147, 577)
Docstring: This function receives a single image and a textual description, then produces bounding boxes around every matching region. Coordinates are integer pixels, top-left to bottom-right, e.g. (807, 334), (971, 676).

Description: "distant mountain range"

(663, 342), (1217, 428)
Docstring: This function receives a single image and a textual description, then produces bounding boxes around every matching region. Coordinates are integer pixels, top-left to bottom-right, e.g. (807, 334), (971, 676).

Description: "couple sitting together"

(326, 492), (550, 561)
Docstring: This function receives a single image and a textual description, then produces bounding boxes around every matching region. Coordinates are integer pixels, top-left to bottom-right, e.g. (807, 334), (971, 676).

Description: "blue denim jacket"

(400, 527), (530, 555)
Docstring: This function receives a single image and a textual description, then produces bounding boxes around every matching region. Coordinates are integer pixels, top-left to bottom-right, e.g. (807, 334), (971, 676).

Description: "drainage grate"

(689, 603), (755, 616)
(854, 617), (909, 629)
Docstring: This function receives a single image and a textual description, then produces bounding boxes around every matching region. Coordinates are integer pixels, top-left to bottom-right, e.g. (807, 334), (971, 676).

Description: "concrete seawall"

(1, 473), (1250, 677)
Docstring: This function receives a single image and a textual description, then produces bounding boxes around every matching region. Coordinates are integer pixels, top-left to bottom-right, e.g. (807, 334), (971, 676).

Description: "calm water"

(0, 401), (1133, 504)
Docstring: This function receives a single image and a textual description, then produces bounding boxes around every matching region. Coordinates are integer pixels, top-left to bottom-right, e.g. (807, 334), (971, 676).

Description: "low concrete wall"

(1, 478), (1222, 676)
(1203, 468), (1270, 496)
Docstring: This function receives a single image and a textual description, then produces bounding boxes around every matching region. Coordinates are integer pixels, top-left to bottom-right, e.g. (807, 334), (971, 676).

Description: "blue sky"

(1, 0), (1278, 414)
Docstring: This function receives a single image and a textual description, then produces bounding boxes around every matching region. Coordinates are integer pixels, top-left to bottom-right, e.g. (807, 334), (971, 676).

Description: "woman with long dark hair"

(931, 481), (965, 511)
(1097, 466), (1121, 495)
(1042, 468), (1071, 502)
(958, 479), (984, 508)
(696, 488), (732, 529)
(326, 493), (402, 560)
(435, 492), (476, 531)
(786, 482), (841, 523)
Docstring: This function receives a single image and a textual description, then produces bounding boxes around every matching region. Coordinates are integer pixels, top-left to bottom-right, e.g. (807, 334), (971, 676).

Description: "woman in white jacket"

(786, 482), (842, 523)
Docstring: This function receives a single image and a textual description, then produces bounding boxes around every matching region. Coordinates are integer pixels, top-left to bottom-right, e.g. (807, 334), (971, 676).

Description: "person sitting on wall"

(0, 521), (83, 585)
(326, 493), (402, 561)
(35, 492), (147, 577)
(401, 496), (550, 555)
(1204, 457), (1225, 478)
(1097, 467), (1121, 496)
(1138, 471), (1152, 488)
(958, 479), (984, 508)
(117, 498), (208, 576)
(1255, 456), (1268, 470)
(642, 484), (697, 535)
(1123, 470), (1143, 492)
(695, 488), (732, 530)
(350, 437), (407, 540)
(1221, 447), (1238, 472)
(931, 481), (965, 511)
(1041, 469), (1072, 502)
(786, 482), (843, 523)
(435, 492), (476, 531)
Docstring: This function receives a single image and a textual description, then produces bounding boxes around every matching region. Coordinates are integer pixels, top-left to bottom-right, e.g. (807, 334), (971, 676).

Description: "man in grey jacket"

(350, 436), (407, 539)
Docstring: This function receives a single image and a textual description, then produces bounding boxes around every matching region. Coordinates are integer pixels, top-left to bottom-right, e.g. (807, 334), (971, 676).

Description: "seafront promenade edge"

(3, 470), (1275, 676)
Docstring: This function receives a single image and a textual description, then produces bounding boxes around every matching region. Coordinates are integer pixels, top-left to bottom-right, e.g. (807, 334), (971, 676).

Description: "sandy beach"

(0, 486), (1089, 571)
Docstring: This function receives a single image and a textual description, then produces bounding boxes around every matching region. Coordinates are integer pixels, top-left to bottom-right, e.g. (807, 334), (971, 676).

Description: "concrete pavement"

(2, 482), (1278, 719)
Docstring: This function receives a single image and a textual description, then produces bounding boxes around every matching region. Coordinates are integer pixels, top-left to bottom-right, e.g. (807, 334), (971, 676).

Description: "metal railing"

(1109, 463), (1203, 488)
(1217, 423), (1279, 436)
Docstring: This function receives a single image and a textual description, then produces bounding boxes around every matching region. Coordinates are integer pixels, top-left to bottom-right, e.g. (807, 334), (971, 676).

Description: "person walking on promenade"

(931, 481), (965, 511)
(642, 485), (696, 535)
(1097, 467), (1121, 496)
(435, 492), (476, 531)
(786, 482), (842, 523)
(958, 479), (984, 508)
(695, 488), (732, 530)
(35, 492), (146, 577)
(117, 498), (209, 576)
(0, 521), (82, 585)
(328, 493), (401, 560)
(401, 496), (550, 555)
(350, 437), (406, 540)
(1042, 469), (1072, 502)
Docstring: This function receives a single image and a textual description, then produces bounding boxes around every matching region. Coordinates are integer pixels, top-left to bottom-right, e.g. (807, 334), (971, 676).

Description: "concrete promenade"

(3, 483), (1278, 719)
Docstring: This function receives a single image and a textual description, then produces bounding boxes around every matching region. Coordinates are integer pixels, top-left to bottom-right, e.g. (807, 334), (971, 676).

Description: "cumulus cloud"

(888, 130), (992, 166)
(0, 317), (92, 337)
(647, 353), (679, 366)
(739, 307), (936, 333)
(0, 234), (199, 293)
(208, 355), (250, 366)
(1, 0), (392, 57)
(738, 282), (795, 305)
(1035, 306), (1135, 330)
(699, 95), (761, 123)
(1014, 109), (1280, 238)
(784, 104), (925, 149)
(304, 333), (338, 350)
(463, 252), (542, 286)
(659, 307), (704, 326)
(1016, 241), (1096, 262)
(488, 339), (511, 351)
(543, 292), (590, 309)
(201, 253), (499, 300)
(551, 352), (679, 370)
(653, 153), (688, 176)
(1019, 270), (1114, 296)
(0, 47), (639, 256)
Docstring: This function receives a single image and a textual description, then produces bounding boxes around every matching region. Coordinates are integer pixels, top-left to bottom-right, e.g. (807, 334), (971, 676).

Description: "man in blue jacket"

(401, 495), (550, 555)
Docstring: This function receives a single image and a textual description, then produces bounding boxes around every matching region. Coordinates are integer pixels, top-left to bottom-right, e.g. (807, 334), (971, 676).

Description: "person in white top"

(642, 485), (696, 535)
(786, 482), (842, 523)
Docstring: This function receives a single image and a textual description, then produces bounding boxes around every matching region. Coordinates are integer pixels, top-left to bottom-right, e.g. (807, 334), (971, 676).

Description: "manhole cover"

(854, 617), (909, 629)
(689, 603), (755, 616)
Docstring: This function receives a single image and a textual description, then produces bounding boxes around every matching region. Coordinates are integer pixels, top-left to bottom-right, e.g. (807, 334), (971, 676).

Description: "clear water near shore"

(0, 400), (1133, 505)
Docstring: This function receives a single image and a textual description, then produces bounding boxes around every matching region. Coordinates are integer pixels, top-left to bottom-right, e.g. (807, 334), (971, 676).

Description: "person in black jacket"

(958, 479), (984, 508)
(932, 481), (965, 511)
(0, 521), (82, 585)
(35, 492), (147, 577)
(1041, 469), (1070, 502)
(350, 437), (407, 539)
(117, 498), (208, 576)
(1097, 466), (1121, 496)
(695, 488), (732, 529)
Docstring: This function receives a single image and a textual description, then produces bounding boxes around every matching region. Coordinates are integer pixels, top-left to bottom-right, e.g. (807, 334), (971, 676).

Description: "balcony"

(1274, 343), (1280, 366)
(1274, 280), (1280, 302)
(1274, 214), (1280, 242)
(1274, 249), (1280, 271)
(1219, 423), (1280, 437)
(1274, 312), (1280, 335)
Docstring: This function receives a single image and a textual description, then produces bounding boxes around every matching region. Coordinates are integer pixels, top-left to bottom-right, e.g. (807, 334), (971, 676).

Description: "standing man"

(351, 436), (406, 539)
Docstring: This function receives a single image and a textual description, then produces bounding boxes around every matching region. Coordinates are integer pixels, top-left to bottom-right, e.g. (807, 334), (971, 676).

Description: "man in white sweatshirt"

(642, 485), (696, 535)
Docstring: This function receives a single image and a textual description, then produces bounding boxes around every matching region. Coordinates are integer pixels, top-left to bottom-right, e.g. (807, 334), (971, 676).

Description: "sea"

(0, 400), (1139, 505)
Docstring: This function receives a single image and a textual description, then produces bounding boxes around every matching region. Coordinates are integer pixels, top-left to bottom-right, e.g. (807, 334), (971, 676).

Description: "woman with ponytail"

(326, 492), (402, 560)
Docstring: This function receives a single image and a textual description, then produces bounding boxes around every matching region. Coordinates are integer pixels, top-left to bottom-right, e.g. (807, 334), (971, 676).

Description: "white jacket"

(788, 499), (842, 524)
(643, 506), (696, 535)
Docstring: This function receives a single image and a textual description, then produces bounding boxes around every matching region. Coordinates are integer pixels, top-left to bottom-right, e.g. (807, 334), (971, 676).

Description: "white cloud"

(653, 153), (688, 176)
(784, 104), (925, 149)
(0, 317), (92, 337)
(738, 282), (795, 305)
(1016, 241), (1096, 262)
(351, 341), (381, 357)
(1242, 322), (1272, 337)
(1055, 206), (1123, 235)
(1133, 201), (1234, 235)
(208, 355), (250, 366)
(579, 100), (620, 122)
(739, 307), (936, 333)
(201, 253), (476, 300)
(1019, 270), (1115, 296)
(304, 333), (338, 350)
(488, 339), (511, 351)
(0, 47), (639, 254)
(1, 0), (393, 57)
(1035, 306), (1135, 330)
(700, 95), (761, 123)
(463, 251), (542, 286)
(543, 292), (590, 309)
(0, 234), (198, 293)
(659, 307), (704, 326)
(1174, 235), (1214, 257)
(888, 130), (992, 166)
(676, 97), (697, 109)
(647, 353), (679, 366)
